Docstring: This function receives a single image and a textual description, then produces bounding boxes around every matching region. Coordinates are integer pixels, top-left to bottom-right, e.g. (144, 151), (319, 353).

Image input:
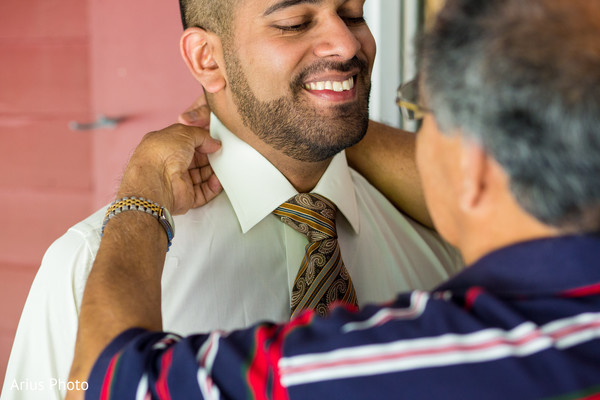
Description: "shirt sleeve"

(85, 299), (416, 400)
(2, 226), (99, 400)
(86, 304), (372, 400)
(86, 322), (292, 400)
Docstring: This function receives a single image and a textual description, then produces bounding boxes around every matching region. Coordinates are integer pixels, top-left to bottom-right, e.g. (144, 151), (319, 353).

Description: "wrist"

(117, 163), (174, 211)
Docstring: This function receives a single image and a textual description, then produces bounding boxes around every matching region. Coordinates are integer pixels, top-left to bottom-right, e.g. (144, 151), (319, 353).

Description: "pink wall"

(0, 0), (93, 387)
(0, 0), (94, 258)
(0, 0), (200, 389)
(89, 0), (200, 207)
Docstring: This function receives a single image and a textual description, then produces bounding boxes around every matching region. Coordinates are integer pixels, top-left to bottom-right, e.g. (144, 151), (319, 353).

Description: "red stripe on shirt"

(100, 352), (122, 400)
(465, 287), (484, 310)
(281, 314), (600, 383)
(561, 282), (600, 298)
(280, 329), (544, 376)
(155, 347), (174, 400)
(247, 311), (315, 399)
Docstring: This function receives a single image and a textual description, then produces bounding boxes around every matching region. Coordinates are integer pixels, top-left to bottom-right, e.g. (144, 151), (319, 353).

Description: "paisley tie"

(273, 193), (358, 318)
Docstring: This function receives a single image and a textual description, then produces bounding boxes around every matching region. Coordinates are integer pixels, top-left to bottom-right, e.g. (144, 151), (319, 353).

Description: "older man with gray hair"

(68, 0), (600, 398)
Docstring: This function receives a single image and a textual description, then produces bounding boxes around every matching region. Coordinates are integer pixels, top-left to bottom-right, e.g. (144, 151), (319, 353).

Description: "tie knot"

(274, 193), (337, 242)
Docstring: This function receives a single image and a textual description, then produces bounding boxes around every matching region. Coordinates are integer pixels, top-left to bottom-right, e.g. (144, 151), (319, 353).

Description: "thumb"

(189, 127), (222, 154)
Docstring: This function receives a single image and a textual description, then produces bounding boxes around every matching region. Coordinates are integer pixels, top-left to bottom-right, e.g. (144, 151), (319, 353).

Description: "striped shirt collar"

(437, 235), (600, 297)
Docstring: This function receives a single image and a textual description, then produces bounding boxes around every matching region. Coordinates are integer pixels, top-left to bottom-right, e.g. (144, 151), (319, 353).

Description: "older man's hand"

(117, 124), (222, 215)
(178, 94), (211, 129)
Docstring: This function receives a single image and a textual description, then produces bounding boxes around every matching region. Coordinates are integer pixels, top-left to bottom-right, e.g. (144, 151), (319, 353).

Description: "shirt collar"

(437, 235), (600, 297)
(208, 115), (360, 234)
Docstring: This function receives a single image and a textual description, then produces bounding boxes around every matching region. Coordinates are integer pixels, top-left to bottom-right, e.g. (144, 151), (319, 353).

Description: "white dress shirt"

(1, 116), (463, 399)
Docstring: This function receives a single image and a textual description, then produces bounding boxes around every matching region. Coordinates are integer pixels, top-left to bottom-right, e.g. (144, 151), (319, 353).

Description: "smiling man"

(3, 1), (461, 398)
(180, 0), (375, 191)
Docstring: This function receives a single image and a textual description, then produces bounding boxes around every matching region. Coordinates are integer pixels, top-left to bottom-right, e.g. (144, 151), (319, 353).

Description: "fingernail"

(184, 110), (199, 122)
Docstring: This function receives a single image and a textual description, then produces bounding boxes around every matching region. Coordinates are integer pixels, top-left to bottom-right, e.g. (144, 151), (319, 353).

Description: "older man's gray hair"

(420, 0), (600, 232)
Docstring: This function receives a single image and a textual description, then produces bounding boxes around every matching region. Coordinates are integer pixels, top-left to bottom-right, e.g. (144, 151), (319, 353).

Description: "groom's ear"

(181, 27), (226, 93)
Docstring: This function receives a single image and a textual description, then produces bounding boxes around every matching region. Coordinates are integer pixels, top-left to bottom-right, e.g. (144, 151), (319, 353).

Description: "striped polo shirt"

(87, 235), (600, 399)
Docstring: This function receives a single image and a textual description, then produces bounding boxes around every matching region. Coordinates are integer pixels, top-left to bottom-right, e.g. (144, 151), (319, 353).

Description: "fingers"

(189, 126), (222, 155)
(192, 174), (222, 209)
(187, 163), (223, 210)
(188, 165), (214, 186)
(178, 94), (211, 128)
(199, 164), (214, 182)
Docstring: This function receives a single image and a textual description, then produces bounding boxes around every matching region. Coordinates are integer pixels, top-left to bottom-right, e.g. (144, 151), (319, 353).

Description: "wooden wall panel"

(0, 0), (93, 391)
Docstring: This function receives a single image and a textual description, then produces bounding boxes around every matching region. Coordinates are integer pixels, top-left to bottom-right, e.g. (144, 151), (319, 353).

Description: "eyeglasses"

(396, 79), (430, 121)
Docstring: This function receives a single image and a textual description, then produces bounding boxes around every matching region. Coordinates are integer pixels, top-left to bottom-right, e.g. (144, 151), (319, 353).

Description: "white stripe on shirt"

(280, 308), (600, 387)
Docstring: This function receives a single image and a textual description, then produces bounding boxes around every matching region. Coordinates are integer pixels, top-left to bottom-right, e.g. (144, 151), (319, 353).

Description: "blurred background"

(0, 0), (442, 388)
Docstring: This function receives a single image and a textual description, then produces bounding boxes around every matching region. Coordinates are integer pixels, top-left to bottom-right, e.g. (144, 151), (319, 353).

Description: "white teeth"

(304, 76), (355, 92)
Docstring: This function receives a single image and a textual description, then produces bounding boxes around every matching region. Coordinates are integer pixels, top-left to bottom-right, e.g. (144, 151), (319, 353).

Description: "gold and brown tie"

(273, 193), (358, 318)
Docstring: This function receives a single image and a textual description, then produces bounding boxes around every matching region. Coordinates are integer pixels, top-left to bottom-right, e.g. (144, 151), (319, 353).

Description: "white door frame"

(365, 0), (422, 130)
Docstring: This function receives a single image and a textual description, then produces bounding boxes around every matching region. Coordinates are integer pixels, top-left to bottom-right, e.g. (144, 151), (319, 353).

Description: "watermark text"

(11, 378), (88, 392)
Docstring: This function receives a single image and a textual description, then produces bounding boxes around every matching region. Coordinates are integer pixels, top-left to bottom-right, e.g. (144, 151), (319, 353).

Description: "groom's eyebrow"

(263, 0), (321, 16)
